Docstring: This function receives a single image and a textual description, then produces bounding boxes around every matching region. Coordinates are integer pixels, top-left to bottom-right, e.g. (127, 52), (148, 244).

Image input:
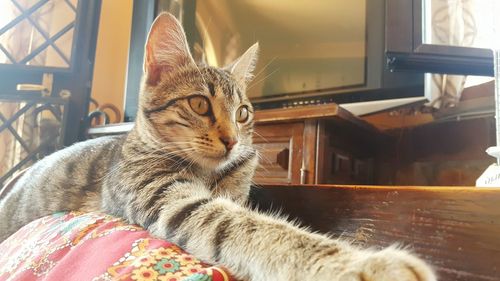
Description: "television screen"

(191, 0), (367, 103)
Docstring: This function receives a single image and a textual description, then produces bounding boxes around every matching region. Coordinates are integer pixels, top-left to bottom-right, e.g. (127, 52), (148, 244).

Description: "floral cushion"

(0, 212), (236, 281)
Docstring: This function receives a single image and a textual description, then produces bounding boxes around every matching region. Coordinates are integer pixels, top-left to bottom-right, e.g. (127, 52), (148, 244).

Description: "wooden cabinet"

(316, 117), (381, 185)
(253, 104), (383, 185)
(253, 122), (304, 184)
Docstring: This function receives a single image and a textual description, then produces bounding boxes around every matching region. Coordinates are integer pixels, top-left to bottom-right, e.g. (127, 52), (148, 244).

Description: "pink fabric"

(0, 212), (235, 281)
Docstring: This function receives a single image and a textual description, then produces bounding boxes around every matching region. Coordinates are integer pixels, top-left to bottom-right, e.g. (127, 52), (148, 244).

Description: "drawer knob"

(277, 148), (289, 170)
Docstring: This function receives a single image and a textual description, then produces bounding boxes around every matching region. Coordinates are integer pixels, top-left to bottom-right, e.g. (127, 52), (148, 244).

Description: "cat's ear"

(144, 12), (196, 86)
(226, 43), (259, 87)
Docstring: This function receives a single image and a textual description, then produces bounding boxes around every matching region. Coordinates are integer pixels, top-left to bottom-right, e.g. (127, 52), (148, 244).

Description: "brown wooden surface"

(250, 184), (500, 281)
(252, 104), (384, 185)
(376, 117), (494, 186)
(253, 122), (305, 184)
(254, 103), (344, 123)
(254, 103), (378, 133)
(316, 118), (385, 184)
(315, 121), (328, 184)
(302, 120), (317, 184)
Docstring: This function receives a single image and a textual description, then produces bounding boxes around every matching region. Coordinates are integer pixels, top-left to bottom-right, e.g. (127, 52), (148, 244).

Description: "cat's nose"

(219, 136), (238, 151)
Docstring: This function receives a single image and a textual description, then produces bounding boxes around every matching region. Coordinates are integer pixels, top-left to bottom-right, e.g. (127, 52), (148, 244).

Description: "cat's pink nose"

(220, 136), (238, 151)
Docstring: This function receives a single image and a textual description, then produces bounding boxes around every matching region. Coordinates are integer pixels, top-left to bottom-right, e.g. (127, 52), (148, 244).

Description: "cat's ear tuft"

(226, 43), (259, 87)
(144, 12), (196, 86)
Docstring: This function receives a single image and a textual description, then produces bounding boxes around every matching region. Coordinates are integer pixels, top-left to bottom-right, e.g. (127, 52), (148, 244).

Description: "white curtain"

(424, 0), (478, 108)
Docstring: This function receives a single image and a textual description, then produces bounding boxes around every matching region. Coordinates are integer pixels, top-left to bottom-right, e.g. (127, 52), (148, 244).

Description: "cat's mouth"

(206, 151), (232, 161)
(192, 149), (235, 169)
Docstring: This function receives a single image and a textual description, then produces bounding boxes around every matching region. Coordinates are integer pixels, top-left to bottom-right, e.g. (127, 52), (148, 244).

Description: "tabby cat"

(0, 13), (436, 281)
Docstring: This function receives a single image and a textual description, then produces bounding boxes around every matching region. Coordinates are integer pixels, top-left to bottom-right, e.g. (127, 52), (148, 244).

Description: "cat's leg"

(142, 182), (436, 281)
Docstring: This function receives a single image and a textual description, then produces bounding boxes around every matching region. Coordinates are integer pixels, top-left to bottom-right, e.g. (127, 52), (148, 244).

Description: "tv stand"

(252, 103), (384, 185)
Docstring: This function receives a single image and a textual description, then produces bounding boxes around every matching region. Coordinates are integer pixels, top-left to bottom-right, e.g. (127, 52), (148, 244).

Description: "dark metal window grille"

(0, 0), (79, 68)
(0, 96), (68, 186)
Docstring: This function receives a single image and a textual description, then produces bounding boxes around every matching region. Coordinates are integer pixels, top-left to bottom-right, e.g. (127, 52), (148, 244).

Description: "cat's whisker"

(253, 149), (273, 167)
(249, 56), (277, 84)
(247, 68), (280, 91)
(249, 179), (263, 189)
(252, 131), (269, 143)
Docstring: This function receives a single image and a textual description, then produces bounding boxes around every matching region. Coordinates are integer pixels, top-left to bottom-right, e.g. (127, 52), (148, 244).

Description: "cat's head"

(137, 13), (258, 170)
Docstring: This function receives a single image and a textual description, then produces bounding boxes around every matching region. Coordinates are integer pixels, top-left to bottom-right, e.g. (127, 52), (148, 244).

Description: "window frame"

(385, 0), (494, 76)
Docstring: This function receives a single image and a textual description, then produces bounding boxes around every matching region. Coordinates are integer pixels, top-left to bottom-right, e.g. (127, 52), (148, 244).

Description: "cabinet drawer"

(253, 122), (304, 184)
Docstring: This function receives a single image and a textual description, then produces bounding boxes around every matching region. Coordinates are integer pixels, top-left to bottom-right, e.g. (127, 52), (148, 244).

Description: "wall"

(90, 0), (133, 123)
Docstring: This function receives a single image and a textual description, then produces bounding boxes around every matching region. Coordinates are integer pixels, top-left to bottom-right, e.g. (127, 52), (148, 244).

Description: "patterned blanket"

(0, 212), (236, 281)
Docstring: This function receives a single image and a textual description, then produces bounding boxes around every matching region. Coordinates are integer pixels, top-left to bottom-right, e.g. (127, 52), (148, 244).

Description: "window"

(386, 0), (494, 77)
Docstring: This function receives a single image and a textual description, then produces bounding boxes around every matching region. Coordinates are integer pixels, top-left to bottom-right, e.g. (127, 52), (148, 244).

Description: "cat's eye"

(189, 95), (210, 115)
(236, 105), (250, 123)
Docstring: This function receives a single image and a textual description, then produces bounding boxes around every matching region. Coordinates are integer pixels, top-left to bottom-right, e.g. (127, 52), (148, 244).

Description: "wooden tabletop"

(250, 184), (500, 281)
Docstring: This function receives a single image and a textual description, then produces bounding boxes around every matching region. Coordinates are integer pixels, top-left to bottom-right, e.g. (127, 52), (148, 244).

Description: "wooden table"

(250, 185), (500, 281)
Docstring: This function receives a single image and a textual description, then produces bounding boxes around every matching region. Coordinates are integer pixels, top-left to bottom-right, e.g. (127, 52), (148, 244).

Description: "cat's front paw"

(341, 247), (437, 281)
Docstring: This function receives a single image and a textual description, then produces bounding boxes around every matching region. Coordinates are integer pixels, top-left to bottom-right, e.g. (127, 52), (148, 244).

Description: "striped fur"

(0, 13), (436, 281)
